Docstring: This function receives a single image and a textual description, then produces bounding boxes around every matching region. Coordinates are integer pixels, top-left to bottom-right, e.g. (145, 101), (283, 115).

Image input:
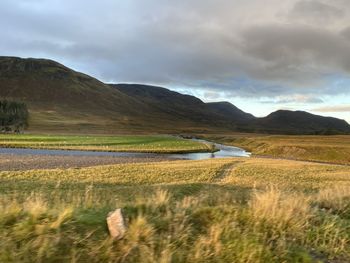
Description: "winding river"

(0, 139), (250, 161)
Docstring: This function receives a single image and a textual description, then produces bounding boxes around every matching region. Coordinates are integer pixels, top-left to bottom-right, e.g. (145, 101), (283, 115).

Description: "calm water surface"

(0, 139), (250, 160)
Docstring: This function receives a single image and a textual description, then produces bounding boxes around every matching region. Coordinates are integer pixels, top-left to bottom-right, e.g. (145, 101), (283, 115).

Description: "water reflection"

(0, 139), (250, 161)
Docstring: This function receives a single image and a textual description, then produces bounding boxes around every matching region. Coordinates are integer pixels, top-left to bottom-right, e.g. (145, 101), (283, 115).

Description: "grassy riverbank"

(200, 134), (350, 165)
(0, 134), (212, 153)
(1, 157), (349, 262)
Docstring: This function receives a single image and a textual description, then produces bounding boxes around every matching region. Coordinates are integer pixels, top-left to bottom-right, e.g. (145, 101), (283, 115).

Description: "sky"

(1, 0), (349, 122)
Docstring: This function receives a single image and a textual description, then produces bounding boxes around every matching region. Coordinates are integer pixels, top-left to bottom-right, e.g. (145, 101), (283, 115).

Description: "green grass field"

(0, 134), (212, 153)
(201, 134), (350, 165)
(1, 157), (349, 262)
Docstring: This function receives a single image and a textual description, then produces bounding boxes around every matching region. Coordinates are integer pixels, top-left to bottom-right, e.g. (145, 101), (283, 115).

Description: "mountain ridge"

(1, 56), (349, 134)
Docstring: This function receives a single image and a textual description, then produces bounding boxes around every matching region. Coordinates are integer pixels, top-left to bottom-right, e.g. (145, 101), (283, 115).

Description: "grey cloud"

(289, 0), (345, 21)
(341, 27), (350, 40)
(261, 95), (324, 104)
(1, 0), (350, 99)
(239, 24), (350, 84)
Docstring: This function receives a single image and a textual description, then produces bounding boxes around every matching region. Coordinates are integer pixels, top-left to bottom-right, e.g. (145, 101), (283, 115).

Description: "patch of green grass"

(0, 134), (212, 153)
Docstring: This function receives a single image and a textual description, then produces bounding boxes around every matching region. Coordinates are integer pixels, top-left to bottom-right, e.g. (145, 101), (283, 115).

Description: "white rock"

(107, 209), (126, 240)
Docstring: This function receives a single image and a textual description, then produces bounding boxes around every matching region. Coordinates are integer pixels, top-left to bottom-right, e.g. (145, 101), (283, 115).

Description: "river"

(0, 139), (250, 161)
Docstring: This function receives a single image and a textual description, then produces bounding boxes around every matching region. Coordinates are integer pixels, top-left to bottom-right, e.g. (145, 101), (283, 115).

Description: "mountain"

(0, 57), (229, 133)
(112, 84), (350, 134)
(0, 56), (151, 132)
(112, 84), (255, 126)
(1, 56), (349, 134)
(206, 102), (255, 122)
(111, 84), (218, 124)
(255, 110), (350, 135)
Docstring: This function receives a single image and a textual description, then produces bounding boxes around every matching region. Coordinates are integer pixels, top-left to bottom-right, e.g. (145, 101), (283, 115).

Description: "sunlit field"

(201, 134), (350, 165)
(2, 0), (350, 262)
(0, 134), (211, 153)
(1, 157), (349, 262)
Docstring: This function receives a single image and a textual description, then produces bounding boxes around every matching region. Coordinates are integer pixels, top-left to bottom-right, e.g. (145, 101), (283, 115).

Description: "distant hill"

(255, 110), (350, 135)
(206, 102), (255, 122)
(111, 84), (218, 124)
(0, 57), (217, 133)
(1, 56), (349, 134)
(112, 84), (250, 128)
(0, 56), (152, 132)
(114, 84), (350, 134)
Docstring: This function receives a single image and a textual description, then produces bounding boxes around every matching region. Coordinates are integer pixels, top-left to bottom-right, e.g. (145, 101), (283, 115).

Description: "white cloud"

(313, 105), (350, 112)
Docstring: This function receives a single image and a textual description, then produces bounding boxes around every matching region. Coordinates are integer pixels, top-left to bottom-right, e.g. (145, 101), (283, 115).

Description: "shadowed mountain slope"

(1, 56), (349, 134)
(206, 101), (255, 122)
(112, 84), (257, 129)
(0, 57), (228, 132)
(255, 110), (350, 134)
(111, 84), (216, 123)
(0, 57), (152, 132)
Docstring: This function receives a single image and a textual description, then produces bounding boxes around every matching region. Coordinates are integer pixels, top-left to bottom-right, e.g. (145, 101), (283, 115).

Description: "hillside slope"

(0, 57), (240, 133)
(255, 110), (350, 134)
(0, 57), (223, 133)
(1, 56), (349, 134)
(111, 84), (244, 129)
(206, 101), (255, 122)
(112, 84), (256, 129)
(0, 57), (153, 132)
(114, 84), (350, 134)
(112, 84), (218, 123)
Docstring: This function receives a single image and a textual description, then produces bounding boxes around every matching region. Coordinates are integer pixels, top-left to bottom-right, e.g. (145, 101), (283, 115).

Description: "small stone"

(107, 209), (126, 240)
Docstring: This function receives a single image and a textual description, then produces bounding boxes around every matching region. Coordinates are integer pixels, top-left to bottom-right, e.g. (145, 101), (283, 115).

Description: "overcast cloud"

(1, 0), (350, 118)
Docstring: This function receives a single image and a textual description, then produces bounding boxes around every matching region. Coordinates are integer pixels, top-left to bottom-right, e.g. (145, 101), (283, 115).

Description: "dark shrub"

(0, 100), (28, 132)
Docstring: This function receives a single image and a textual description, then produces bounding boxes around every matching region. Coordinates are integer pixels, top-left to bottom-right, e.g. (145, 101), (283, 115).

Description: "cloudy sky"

(1, 0), (350, 122)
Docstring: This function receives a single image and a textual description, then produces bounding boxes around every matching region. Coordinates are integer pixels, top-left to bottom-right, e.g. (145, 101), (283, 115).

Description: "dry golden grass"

(201, 134), (350, 165)
(218, 158), (350, 190)
(316, 185), (350, 213)
(0, 159), (234, 186)
(0, 157), (349, 262)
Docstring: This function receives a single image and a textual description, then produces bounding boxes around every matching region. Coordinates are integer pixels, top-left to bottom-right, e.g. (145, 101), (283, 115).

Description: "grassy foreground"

(201, 134), (350, 165)
(1, 157), (350, 262)
(0, 134), (211, 153)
